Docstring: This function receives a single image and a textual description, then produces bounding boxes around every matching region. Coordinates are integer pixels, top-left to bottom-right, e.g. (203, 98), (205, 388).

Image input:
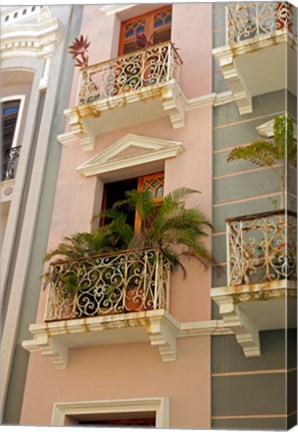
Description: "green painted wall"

(211, 3), (297, 430)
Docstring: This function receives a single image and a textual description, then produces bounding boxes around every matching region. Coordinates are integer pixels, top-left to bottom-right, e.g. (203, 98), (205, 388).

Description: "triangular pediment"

(77, 134), (184, 177)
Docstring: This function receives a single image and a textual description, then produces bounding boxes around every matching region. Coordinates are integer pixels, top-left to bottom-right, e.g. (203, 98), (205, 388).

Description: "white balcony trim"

(64, 81), (187, 151)
(22, 310), (232, 369)
(213, 30), (296, 115)
(211, 280), (297, 357)
(76, 134), (184, 178)
(52, 397), (169, 427)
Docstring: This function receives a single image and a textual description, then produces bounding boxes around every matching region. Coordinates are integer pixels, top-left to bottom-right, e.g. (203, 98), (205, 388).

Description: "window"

(102, 172), (164, 230)
(52, 397), (169, 427)
(119, 6), (172, 55)
(1, 99), (21, 181)
(78, 417), (155, 427)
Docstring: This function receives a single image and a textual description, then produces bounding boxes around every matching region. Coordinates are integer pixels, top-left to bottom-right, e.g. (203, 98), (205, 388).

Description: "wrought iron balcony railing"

(227, 2), (297, 45)
(77, 42), (182, 105)
(226, 210), (297, 286)
(1, 145), (21, 182)
(45, 248), (171, 322)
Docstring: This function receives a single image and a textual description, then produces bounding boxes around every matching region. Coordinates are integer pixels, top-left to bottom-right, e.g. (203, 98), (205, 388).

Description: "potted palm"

(43, 188), (212, 317)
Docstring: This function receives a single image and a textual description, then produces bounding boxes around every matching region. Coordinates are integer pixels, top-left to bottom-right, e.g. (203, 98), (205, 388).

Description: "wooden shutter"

(119, 6), (172, 56)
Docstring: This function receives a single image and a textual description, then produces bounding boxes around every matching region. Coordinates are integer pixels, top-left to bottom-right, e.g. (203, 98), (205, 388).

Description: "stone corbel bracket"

(161, 81), (187, 129)
(22, 334), (68, 369)
(211, 288), (261, 357)
(146, 313), (179, 362)
(211, 280), (297, 357)
(213, 47), (252, 115)
(63, 108), (95, 151)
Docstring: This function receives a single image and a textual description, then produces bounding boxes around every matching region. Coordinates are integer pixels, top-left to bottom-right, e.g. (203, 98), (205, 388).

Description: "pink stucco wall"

(22, 3), (213, 427)
(21, 337), (211, 428)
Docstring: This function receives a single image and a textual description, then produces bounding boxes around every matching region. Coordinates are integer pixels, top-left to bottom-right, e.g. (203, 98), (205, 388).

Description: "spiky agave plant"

(227, 114), (296, 209)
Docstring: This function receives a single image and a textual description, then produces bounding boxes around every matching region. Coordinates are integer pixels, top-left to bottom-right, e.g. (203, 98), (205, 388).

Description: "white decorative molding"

(64, 81), (186, 150)
(61, 85), (262, 150)
(52, 397), (169, 427)
(211, 280), (297, 357)
(257, 117), (297, 138)
(1, 12), (62, 60)
(57, 131), (78, 146)
(160, 82), (187, 129)
(147, 313), (179, 362)
(22, 334), (68, 369)
(1, 5), (43, 27)
(213, 45), (252, 115)
(213, 30), (296, 115)
(22, 308), (232, 368)
(39, 56), (51, 90)
(76, 134), (184, 178)
(179, 319), (232, 337)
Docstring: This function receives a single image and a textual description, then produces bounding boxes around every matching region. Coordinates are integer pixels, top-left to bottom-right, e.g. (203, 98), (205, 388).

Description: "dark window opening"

(1, 100), (21, 181)
(102, 172), (164, 231)
(103, 177), (138, 228)
(78, 417), (156, 427)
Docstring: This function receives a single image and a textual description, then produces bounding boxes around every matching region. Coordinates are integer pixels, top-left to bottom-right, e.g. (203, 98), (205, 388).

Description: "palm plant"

(44, 188), (212, 276)
(227, 114), (296, 209)
(109, 187), (213, 276)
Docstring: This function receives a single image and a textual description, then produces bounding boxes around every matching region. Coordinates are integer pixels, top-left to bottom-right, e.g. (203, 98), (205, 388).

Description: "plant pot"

(125, 288), (143, 312)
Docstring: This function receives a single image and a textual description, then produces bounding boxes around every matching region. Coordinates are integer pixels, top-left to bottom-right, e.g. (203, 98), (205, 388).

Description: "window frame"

(1, 95), (25, 150)
(102, 171), (165, 232)
(118, 5), (172, 56)
(52, 397), (169, 427)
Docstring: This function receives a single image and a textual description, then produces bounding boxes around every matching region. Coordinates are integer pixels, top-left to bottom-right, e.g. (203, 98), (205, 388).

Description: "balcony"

(45, 248), (170, 321)
(213, 2), (297, 114)
(1, 146), (21, 182)
(63, 42), (186, 151)
(211, 210), (297, 357)
(22, 248), (183, 367)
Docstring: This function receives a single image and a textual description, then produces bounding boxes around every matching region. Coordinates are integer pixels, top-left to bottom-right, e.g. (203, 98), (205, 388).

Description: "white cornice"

(22, 308), (231, 369)
(257, 117), (297, 138)
(1, 12), (62, 60)
(77, 134), (184, 178)
(211, 280), (297, 358)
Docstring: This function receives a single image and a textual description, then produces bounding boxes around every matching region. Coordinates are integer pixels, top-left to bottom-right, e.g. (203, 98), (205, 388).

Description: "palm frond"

(227, 140), (277, 167)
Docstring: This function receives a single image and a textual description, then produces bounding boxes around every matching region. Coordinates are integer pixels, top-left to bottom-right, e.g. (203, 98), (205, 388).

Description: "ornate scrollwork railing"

(226, 210), (297, 286)
(77, 42), (182, 105)
(1, 146), (21, 181)
(227, 2), (297, 45)
(45, 248), (171, 321)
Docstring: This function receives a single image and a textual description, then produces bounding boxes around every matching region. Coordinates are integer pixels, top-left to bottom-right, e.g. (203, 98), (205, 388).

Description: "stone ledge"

(22, 310), (231, 369)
